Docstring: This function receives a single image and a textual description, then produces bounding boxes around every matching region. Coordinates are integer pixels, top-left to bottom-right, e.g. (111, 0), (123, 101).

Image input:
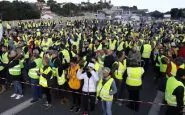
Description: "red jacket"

(178, 46), (185, 59)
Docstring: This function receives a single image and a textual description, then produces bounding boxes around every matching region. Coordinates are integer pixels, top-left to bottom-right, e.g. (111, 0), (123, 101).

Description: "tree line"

(0, 1), (41, 21)
(0, 0), (184, 21)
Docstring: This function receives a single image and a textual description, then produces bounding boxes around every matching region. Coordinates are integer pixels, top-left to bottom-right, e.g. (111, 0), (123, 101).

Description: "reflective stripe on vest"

(165, 77), (185, 106)
(126, 67), (144, 86)
(97, 77), (114, 101)
(9, 64), (21, 76)
(142, 44), (152, 58)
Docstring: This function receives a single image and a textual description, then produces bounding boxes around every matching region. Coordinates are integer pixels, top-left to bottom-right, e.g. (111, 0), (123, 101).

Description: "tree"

(150, 10), (163, 19)
(47, 0), (56, 6)
(37, 0), (45, 3)
(0, 1), (41, 21)
(170, 8), (185, 19)
(170, 8), (179, 19)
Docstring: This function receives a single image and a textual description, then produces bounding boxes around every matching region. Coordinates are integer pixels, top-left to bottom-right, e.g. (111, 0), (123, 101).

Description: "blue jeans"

(101, 101), (112, 115)
(30, 79), (42, 100)
(13, 81), (23, 95)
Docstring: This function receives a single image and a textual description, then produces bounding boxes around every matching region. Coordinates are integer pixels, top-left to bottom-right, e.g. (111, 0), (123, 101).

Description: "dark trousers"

(30, 79), (42, 100)
(142, 58), (149, 72)
(115, 78), (124, 99)
(71, 88), (81, 107)
(154, 66), (160, 80)
(57, 82), (68, 98)
(128, 87), (140, 111)
(82, 92), (96, 112)
(42, 87), (51, 104)
(166, 106), (183, 115)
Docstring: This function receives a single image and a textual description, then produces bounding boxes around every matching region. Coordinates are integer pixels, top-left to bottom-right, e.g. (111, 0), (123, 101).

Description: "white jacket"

(77, 69), (99, 92)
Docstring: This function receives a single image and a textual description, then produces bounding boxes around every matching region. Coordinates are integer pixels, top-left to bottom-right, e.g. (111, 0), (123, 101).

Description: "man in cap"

(97, 67), (117, 115)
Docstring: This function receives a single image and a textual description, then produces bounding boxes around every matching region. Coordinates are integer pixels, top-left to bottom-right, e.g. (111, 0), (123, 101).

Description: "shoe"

(10, 93), (17, 98)
(83, 111), (88, 115)
(44, 103), (52, 109)
(15, 95), (23, 100)
(75, 107), (81, 113)
(30, 99), (39, 103)
(70, 106), (76, 111)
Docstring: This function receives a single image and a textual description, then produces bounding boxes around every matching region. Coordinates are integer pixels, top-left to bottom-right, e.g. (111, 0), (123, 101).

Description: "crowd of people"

(0, 19), (185, 115)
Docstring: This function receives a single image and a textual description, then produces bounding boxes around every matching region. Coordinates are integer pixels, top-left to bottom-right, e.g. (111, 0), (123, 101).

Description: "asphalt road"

(0, 65), (167, 115)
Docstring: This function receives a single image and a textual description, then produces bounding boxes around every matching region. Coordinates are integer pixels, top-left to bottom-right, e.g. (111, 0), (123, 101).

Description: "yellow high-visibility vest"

(114, 60), (126, 80)
(126, 67), (144, 86)
(109, 39), (117, 50)
(97, 77), (114, 101)
(57, 69), (66, 86)
(39, 66), (52, 87)
(142, 44), (152, 58)
(28, 58), (42, 79)
(165, 77), (185, 106)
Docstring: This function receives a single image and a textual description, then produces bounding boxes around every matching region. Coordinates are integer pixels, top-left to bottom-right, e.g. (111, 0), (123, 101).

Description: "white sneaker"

(10, 93), (17, 98)
(15, 95), (23, 100)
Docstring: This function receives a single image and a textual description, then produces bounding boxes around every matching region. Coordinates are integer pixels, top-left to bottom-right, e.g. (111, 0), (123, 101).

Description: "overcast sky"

(5, 0), (185, 12)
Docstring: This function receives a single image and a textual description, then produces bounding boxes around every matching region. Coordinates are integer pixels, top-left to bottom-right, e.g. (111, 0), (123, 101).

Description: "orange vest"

(68, 64), (81, 90)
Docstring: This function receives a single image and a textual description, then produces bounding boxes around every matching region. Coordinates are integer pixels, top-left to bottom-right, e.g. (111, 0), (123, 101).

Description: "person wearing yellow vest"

(60, 44), (70, 64)
(41, 37), (51, 52)
(7, 50), (23, 99)
(165, 68), (185, 115)
(166, 56), (184, 78)
(39, 55), (52, 108)
(109, 38), (117, 51)
(57, 52), (69, 104)
(159, 54), (169, 78)
(97, 67), (117, 115)
(27, 49), (42, 103)
(93, 39), (103, 52)
(112, 51), (127, 105)
(140, 40), (152, 71)
(67, 57), (81, 113)
(126, 59), (144, 112)
(154, 48), (164, 81)
(0, 46), (9, 94)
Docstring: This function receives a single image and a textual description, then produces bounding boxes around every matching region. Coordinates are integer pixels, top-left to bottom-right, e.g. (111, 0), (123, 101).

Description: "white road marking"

(0, 98), (33, 115)
(148, 91), (164, 115)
